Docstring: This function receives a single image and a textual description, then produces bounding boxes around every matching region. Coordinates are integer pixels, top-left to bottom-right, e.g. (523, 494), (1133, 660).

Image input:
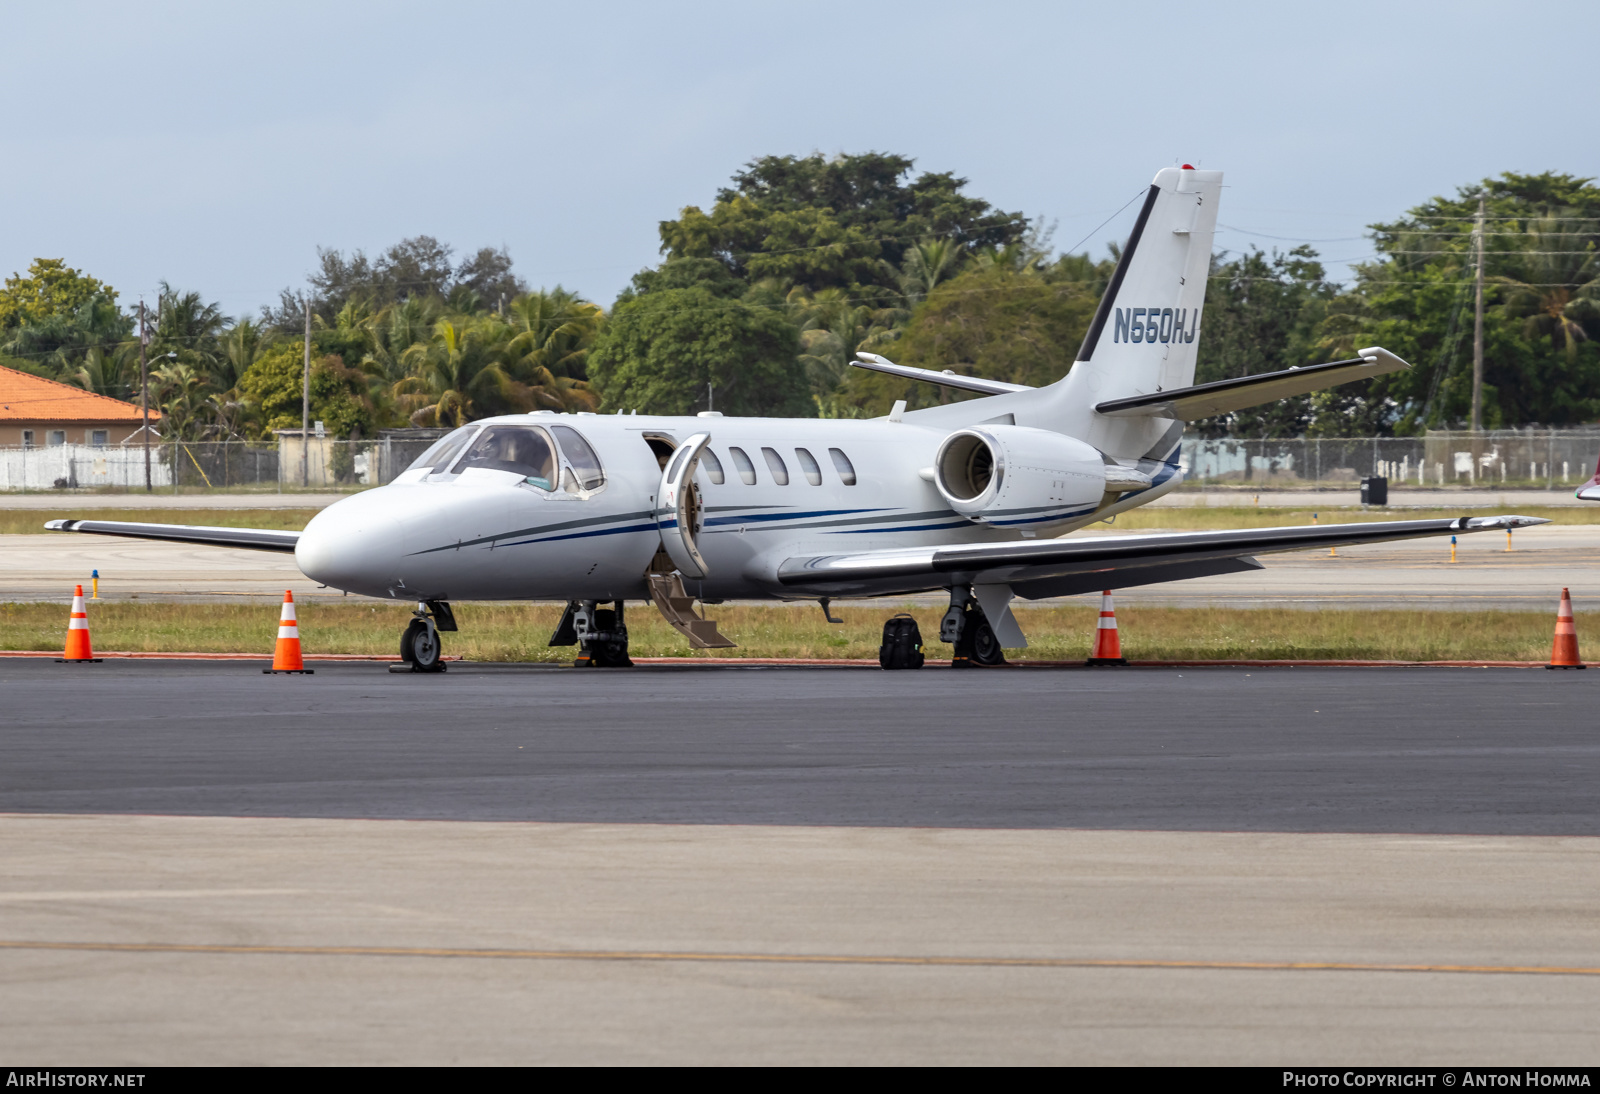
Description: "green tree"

(1192, 246), (1341, 437)
(0, 259), (117, 330)
(1321, 171), (1600, 431)
(0, 292), (133, 377)
(237, 342), (375, 438)
(658, 153), (1027, 296)
(587, 288), (808, 416)
(841, 263), (1098, 415)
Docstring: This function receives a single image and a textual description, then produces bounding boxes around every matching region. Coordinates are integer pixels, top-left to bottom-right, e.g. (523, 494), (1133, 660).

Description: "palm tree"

(394, 317), (522, 427)
(149, 360), (215, 440)
(787, 286), (895, 397)
(501, 288), (602, 411)
(1495, 216), (1600, 359)
(68, 343), (143, 402)
(149, 284), (227, 383)
(216, 318), (274, 392)
(895, 238), (964, 306)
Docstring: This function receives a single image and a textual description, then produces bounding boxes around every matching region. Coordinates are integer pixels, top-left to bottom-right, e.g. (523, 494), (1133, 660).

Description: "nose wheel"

(400, 619), (444, 671)
(396, 600), (454, 673)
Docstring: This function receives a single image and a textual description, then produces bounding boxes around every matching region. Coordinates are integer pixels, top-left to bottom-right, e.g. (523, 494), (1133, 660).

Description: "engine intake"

(933, 426), (1124, 526)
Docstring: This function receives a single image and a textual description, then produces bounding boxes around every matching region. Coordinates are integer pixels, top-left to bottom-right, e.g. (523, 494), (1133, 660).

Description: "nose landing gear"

(396, 600), (456, 673)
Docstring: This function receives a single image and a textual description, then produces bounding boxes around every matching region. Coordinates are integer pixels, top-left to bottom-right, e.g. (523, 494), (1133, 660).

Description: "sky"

(4, 0), (1594, 318)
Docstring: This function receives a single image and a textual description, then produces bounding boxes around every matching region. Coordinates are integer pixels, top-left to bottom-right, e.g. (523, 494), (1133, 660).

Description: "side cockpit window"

(450, 425), (558, 489)
(407, 425), (478, 476)
(551, 426), (605, 494)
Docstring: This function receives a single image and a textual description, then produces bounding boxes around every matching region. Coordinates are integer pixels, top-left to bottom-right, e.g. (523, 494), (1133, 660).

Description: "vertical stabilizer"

(905, 166), (1222, 468)
(1073, 167), (1221, 400)
(1045, 166), (1222, 460)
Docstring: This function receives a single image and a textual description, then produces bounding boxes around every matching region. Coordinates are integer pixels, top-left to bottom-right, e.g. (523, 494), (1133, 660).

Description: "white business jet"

(48, 166), (1545, 670)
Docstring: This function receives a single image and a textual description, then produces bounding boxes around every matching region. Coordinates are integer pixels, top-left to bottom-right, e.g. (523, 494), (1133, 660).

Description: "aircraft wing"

(1095, 347), (1408, 421)
(774, 514), (1547, 597)
(44, 519), (301, 554)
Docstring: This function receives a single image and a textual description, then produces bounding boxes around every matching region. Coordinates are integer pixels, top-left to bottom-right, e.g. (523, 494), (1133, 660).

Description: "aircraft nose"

(295, 499), (405, 594)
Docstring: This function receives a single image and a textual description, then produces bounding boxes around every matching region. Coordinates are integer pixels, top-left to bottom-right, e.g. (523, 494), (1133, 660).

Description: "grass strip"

(0, 601), (1585, 663)
(0, 509), (320, 535)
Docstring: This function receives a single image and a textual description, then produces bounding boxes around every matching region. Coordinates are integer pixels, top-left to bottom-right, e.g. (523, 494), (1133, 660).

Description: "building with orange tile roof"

(0, 364), (160, 448)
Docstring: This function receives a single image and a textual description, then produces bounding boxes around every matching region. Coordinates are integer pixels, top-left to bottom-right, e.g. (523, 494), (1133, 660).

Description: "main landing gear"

(941, 586), (1006, 668)
(549, 599), (633, 667)
(395, 600), (456, 673)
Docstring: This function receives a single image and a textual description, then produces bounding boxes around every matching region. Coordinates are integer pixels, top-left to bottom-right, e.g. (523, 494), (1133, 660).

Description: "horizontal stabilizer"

(1095, 347), (1408, 421)
(852, 352), (1032, 397)
(45, 519), (301, 553)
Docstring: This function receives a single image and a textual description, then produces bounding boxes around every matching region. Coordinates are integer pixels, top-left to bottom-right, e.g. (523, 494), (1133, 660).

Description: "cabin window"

(450, 424), (558, 488)
(48, 430), (66, 446)
(551, 426), (605, 492)
(90, 430), (108, 447)
(795, 447), (822, 485)
(829, 447), (857, 486)
(761, 447), (789, 485)
(406, 426), (477, 474)
(700, 448), (725, 484)
(728, 446), (757, 485)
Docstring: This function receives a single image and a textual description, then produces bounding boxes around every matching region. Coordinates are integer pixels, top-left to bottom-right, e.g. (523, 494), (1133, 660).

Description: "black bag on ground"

(879, 614), (925, 670)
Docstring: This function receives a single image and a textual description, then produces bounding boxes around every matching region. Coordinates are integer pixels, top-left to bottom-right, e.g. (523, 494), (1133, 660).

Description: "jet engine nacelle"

(933, 425), (1144, 524)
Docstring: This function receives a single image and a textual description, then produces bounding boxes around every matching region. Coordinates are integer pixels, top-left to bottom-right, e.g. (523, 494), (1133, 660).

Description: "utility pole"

(302, 298), (311, 488)
(1470, 194), (1486, 433)
(139, 300), (151, 493)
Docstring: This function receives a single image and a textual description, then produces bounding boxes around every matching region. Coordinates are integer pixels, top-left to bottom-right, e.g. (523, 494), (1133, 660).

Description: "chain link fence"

(0, 435), (445, 492)
(4, 429), (1598, 492)
(1182, 430), (1600, 489)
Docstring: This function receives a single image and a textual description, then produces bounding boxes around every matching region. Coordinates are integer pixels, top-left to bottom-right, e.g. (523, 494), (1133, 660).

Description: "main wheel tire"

(970, 619), (1006, 666)
(401, 619), (443, 672)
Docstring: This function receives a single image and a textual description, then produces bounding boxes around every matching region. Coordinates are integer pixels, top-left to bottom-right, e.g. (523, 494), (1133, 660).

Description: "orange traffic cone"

(56, 584), (101, 663)
(1548, 588), (1585, 670)
(1085, 590), (1127, 666)
(263, 591), (314, 674)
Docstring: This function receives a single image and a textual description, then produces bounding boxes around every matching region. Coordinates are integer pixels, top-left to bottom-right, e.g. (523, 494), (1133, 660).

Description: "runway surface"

(4, 660), (1597, 832)
(2, 521), (1595, 609)
(5, 661), (1599, 1063)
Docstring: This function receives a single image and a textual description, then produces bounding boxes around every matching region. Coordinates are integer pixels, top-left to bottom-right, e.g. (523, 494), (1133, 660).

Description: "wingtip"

(1464, 515), (1551, 529)
(43, 519), (70, 531)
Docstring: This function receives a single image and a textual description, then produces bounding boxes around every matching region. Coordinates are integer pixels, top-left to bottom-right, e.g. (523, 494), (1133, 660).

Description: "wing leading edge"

(45, 519), (300, 553)
(774, 515), (1548, 597)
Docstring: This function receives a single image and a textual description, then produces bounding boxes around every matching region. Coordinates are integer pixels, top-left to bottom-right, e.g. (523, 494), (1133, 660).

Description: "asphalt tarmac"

(6, 660), (1600, 1063)
(4, 660), (1597, 833)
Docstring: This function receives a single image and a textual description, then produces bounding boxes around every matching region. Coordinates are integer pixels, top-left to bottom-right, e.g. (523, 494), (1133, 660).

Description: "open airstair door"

(657, 431), (711, 579)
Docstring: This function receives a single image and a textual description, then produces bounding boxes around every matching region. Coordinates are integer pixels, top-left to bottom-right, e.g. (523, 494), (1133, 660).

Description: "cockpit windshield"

(405, 425), (478, 475)
(449, 425), (558, 489)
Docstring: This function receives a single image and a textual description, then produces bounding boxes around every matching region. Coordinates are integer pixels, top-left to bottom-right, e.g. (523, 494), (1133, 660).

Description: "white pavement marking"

(1, 815), (1597, 1064)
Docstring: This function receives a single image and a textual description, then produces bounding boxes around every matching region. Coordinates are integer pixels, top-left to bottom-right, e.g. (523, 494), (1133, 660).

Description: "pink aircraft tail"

(1577, 450), (1600, 501)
